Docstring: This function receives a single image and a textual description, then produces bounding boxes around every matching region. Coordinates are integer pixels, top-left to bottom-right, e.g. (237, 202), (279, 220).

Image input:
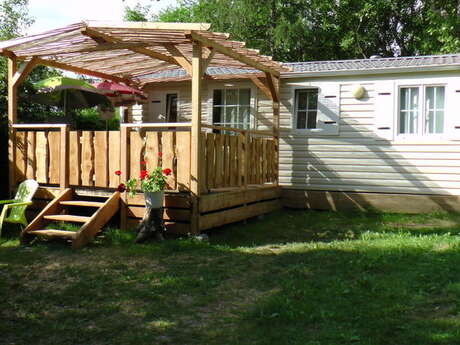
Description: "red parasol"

(92, 80), (147, 106)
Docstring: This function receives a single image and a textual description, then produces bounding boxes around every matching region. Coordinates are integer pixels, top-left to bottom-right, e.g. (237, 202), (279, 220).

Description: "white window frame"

(396, 83), (446, 139)
(208, 84), (256, 129)
(291, 86), (321, 133)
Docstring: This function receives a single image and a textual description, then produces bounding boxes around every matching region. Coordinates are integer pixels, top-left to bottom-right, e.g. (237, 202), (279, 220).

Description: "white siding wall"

(277, 72), (460, 196)
(141, 71), (460, 196)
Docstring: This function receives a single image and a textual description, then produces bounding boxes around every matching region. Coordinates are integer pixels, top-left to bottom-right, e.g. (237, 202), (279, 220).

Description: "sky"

(27, 0), (178, 35)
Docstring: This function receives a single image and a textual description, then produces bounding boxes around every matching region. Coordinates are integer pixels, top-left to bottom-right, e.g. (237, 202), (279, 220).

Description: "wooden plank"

(47, 131), (60, 184)
(22, 188), (72, 236)
(35, 58), (130, 84)
(80, 131), (94, 186)
(223, 135), (230, 187)
(59, 125), (69, 189)
(108, 131), (120, 188)
(206, 133), (215, 189)
(82, 28), (177, 65)
(35, 131), (48, 184)
(12, 57), (38, 87)
(281, 189), (460, 213)
(14, 131), (27, 182)
(127, 193), (191, 208)
(7, 55), (17, 195)
(129, 130), (144, 180)
(120, 126), (129, 230)
(27, 230), (76, 240)
(199, 133), (207, 194)
(190, 41), (203, 234)
(162, 132), (176, 190)
(200, 187), (281, 213)
(94, 131), (109, 187)
(86, 20), (211, 31)
(69, 131), (81, 186)
(238, 133), (244, 187)
(145, 131), (160, 172)
(73, 191), (120, 249)
(262, 139), (267, 183)
(44, 215), (91, 223)
(190, 31), (280, 77)
(175, 131), (191, 191)
(26, 131), (36, 180)
(163, 43), (192, 75)
(127, 206), (191, 221)
(214, 134), (224, 187)
(200, 199), (281, 230)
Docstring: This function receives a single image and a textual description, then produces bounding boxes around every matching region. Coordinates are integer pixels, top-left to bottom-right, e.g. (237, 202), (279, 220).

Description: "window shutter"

(447, 78), (460, 140)
(374, 81), (395, 141)
(316, 84), (340, 135)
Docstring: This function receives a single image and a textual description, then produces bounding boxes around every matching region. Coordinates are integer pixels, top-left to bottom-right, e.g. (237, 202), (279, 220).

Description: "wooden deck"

(12, 123), (280, 235)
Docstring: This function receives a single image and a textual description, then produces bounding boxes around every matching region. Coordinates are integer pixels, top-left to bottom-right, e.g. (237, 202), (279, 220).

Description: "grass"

(2, 209), (460, 344)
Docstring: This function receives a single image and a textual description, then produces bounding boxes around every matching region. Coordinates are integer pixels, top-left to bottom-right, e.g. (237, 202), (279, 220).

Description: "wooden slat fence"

(13, 126), (191, 191)
(202, 131), (277, 191)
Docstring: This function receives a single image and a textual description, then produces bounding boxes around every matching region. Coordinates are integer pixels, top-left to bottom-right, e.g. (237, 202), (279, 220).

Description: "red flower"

(140, 170), (148, 180)
(114, 170), (121, 176)
(140, 160), (147, 166)
(162, 168), (172, 176)
(117, 183), (126, 192)
(158, 152), (163, 157)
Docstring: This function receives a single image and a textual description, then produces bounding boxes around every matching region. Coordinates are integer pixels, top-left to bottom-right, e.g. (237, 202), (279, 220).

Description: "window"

(212, 88), (251, 129)
(295, 89), (319, 129)
(398, 85), (445, 135)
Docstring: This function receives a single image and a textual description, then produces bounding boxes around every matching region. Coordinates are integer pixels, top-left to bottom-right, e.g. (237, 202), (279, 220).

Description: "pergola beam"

(250, 75), (273, 101)
(81, 27), (178, 66)
(190, 31), (280, 77)
(35, 57), (131, 84)
(163, 43), (192, 75)
(264, 72), (279, 102)
(85, 21), (211, 31)
(12, 56), (39, 88)
(7, 55), (17, 195)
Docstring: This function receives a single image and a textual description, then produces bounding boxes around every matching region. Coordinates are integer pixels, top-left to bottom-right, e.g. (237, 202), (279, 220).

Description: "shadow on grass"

(208, 209), (460, 248)
(1, 210), (460, 344)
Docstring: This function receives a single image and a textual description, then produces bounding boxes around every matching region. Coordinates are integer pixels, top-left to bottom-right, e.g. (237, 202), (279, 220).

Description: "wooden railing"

(200, 124), (277, 192)
(12, 123), (192, 191)
(12, 123), (277, 194)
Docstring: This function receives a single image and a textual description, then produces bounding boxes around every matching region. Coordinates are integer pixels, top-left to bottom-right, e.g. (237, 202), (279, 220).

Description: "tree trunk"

(134, 206), (165, 243)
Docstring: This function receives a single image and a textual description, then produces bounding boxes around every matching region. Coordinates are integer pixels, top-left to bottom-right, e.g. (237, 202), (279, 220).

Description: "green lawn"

(2, 209), (460, 345)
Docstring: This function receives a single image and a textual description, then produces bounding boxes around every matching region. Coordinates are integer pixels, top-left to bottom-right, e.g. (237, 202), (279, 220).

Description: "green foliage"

(150, 0), (460, 61)
(126, 166), (170, 196)
(74, 107), (120, 131)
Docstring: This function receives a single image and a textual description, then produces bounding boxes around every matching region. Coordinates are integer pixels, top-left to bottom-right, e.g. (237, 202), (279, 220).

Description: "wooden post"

(272, 76), (280, 186)
(120, 126), (129, 230)
(7, 55), (17, 196)
(190, 41), (203, 234)
(59, 125), (70, 189)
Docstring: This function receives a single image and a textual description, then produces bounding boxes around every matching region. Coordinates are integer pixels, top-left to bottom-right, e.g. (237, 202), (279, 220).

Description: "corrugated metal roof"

(140, 66), (260, 80)
(138, 53), (460, 82)
(284, 54), (460, 73)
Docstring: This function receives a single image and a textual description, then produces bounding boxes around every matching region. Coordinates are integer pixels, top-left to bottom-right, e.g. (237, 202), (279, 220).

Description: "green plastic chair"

(0, 179), (39, 236)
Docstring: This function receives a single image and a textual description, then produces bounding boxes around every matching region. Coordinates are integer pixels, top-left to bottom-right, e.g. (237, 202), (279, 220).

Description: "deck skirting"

(282, 189), (460, 213)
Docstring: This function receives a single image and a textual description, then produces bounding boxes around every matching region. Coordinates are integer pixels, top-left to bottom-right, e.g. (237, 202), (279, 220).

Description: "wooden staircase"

(21, 188), (120, 249)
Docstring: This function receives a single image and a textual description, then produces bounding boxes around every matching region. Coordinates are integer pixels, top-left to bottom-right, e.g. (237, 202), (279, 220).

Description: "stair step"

(44, 215), (91, 223)
(60, 201), (105, 208)
(28, 229), (77, 240)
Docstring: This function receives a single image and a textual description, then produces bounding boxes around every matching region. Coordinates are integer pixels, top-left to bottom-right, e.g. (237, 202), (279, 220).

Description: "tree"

(123, 0), (460, 61)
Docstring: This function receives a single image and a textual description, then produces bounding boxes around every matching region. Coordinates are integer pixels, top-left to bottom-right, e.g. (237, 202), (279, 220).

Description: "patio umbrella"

(92, 80), (147, 107)
(32, 76), (112, 116)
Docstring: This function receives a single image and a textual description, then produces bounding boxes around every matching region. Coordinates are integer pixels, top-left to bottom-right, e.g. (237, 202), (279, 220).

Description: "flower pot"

(144, 191), (164, 209)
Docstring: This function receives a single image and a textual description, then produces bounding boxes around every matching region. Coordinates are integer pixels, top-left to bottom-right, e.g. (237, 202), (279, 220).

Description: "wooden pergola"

(0, 21), (286, 236)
